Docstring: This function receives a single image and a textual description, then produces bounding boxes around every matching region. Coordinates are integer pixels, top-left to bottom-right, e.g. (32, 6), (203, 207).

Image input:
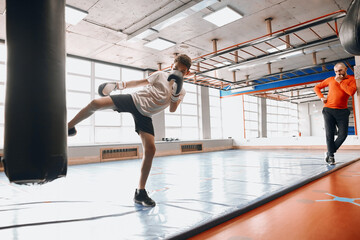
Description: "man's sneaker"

(68, 127), (77, 137)
(328, 156), (335, 165)
(325, 153), (330, 164)
(134, 189), (156, 207)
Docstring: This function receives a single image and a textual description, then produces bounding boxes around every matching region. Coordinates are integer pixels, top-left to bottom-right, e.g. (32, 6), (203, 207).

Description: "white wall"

(298, 103), (311, 136)
(221, 95), (244, 145)
(298, 101), (325, 137)
(310, 101), (325, 137)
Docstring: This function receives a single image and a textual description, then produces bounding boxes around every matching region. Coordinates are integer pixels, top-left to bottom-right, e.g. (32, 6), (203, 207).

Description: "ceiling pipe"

(321, 58), (327, 71)
(234, 50), (239, 63)
(312, 52), (317, 65)
(267, 63), (271, 74)
(212, 39), (218, 78)
(265, 17), (273, 36)
(285, 35), (291, 48)
(267, 62), (272, 74)
(245, 75), (250, 86)
(212, 39), (218, 52)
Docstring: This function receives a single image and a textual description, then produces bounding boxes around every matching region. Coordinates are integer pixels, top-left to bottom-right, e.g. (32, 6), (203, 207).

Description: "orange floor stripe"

(190, 160), (360, 240)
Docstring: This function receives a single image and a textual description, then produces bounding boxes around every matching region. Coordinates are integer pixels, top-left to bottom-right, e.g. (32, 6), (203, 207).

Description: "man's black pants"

(322, 107), (350, 156)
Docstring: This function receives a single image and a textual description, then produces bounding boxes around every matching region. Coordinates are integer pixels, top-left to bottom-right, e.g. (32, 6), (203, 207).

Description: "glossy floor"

(0, 149), (359, 239)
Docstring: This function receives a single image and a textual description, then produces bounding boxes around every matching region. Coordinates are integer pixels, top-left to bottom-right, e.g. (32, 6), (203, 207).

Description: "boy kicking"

(67, 54), (192, 207)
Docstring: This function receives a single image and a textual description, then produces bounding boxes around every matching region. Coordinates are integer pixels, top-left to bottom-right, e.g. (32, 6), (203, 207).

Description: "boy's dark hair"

(174, 54), (192, 71)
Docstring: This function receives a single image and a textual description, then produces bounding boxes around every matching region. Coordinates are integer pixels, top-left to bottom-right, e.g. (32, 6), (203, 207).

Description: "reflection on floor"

(0, 149), (359, 240)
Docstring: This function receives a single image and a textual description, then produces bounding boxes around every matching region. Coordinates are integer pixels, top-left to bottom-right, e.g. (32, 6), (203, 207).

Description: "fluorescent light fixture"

(135, 28), (158, 40)
(203, 6), (243, 27)
(144, 37), (176, 51)
(267, 44), (287, 53)
(190, 0), (219, 12)
(65, 5), (88, 25)
(153, 12), (189, 31)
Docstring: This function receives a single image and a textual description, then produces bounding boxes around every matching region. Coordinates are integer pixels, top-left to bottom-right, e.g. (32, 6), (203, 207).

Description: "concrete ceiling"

(0, 0), (355, 100)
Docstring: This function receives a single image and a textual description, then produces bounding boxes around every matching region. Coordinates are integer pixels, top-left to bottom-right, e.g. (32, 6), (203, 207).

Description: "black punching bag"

(339, 0), (360, 55)
(3, 0), (68, 184)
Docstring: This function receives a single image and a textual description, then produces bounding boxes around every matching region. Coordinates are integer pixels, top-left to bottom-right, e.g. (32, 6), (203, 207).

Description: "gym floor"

(0, 149), (359, 239)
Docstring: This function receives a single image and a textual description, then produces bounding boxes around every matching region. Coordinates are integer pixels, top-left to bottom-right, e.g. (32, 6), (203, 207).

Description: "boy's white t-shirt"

(131, 71), (186, 117)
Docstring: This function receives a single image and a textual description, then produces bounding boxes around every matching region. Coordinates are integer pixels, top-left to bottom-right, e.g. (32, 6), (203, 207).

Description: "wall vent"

(100, 147), (139, 162)
(181, 143), (203, 153)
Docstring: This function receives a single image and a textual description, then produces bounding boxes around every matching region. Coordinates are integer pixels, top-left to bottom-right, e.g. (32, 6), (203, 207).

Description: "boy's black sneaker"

(134, 189), (156, 207)
(68, 127), (77, 137)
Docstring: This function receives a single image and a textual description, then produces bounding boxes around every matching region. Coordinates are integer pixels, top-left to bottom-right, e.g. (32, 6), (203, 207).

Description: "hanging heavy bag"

(3, 0), (68, 184)
(339, 0), (360, 55)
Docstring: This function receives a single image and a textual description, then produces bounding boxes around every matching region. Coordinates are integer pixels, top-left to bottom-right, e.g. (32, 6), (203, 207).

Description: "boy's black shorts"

(110, 94), (154, 136)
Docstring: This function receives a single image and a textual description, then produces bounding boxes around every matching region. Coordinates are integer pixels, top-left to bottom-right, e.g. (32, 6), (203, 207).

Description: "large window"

(66, 57), (144, 145)
(94, 62), (123, 144)
(267, 99), (298, 137)
(66, 57), (93, 145)
(165, 83), (200, 140)
(209, 88), (223, 139)
(243, 95), (260, 138)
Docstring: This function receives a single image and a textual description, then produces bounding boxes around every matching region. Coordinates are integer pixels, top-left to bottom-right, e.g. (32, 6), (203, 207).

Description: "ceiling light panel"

(144, 38), (176, 51)
(203, 6), (243, 27)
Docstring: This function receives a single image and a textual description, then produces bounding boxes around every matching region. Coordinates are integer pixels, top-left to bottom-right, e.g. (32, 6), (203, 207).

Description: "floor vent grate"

(100, 147), (139, 162)
(181, 143), (203, 153)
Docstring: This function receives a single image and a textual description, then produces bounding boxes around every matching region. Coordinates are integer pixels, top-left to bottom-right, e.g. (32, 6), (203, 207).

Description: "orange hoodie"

(314, 75), (357, 109)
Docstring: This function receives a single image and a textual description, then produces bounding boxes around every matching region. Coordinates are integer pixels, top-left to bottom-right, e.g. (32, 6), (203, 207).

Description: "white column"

(201, 86), (211, 139)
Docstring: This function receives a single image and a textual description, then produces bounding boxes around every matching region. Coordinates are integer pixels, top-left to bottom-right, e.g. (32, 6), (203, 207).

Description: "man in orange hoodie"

(314, 62), (357, 165)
